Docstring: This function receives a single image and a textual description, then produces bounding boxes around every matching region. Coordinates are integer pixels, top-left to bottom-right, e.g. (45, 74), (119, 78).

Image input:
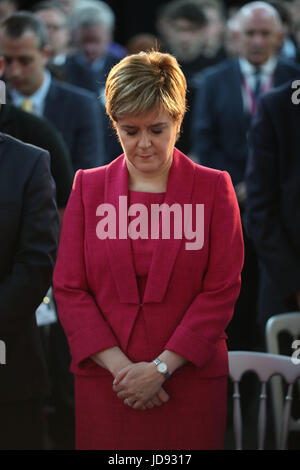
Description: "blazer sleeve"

(53, 170), (119, 368)
(0, 150), (58, 331)
(246, 96), (300, 297)
(165, 171), (244, 368)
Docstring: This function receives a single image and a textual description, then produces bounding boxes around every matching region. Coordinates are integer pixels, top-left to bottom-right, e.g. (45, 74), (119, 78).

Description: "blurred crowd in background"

(1, 0), (300, 159)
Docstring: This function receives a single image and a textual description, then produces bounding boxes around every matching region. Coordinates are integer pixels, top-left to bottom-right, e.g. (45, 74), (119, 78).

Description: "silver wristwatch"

(153, 358), (170, 379)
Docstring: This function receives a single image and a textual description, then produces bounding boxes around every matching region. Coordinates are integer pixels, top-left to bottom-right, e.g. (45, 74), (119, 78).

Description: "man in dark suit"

(191, 1), (300, 351)
(0, 103), (73, 224)
(0, 132), (58, 449)
(0, 102), (75, 449)
(60, 1), (122, 164)
(33, 1), (71, 68)
(63, 1), (120, 96)
(156, 0), (227, 157)
(246, 79), (300, 327)
(0, 11), (105, 171)
(191, 1), (300, 189)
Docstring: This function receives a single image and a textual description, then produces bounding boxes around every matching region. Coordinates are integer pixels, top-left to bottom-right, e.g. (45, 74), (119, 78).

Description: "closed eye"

(125, 129), (163, 136)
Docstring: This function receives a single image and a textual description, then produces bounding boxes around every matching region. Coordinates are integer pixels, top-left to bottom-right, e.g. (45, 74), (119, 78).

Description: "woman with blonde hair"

(53, 50), (244, 450)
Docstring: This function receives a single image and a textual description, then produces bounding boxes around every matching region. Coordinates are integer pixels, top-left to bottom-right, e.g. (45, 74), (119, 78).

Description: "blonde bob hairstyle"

(105, 51), (187, 127)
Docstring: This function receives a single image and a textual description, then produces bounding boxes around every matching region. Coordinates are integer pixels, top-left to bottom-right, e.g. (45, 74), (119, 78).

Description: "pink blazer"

(53, 148), (244, 379)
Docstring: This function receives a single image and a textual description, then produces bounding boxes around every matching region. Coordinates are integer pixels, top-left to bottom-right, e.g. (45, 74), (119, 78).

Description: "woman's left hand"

(112, 362), (165, 410)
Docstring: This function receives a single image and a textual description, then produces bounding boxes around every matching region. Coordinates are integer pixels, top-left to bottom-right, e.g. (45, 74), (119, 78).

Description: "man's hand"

(112, 362), (169, 410)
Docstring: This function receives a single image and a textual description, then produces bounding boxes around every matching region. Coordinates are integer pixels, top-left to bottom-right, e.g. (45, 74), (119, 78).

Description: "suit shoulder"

(277, 58), (300, 74)
(175, 148), (227, 186)
(0, 133), (49, 166)
(260, 79), (299, 115)
(51, 78), (97, 101)
(194, 162), (227, 184)
(5, 104), (61, 134)
(78, 161), (111, 184)
(72, 161), (114, 197)
(192, 58), (237, 87)
(82, 164), (107, 178)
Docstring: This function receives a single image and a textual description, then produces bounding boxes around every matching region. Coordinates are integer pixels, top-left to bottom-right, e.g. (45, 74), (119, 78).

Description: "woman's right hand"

(114, 363), (170, 410)
(144, 387), (170, 409)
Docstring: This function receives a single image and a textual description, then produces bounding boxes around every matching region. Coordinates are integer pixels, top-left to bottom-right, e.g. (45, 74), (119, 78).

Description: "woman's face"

(115, 109), (180, 178)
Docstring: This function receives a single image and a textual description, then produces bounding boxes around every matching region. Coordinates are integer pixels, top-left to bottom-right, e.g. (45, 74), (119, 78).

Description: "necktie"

(21, 98), (33, 112)
(253, 68), (261, 102)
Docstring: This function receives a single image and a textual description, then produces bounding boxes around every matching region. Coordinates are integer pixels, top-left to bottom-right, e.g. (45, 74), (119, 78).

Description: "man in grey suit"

(0, 11), (105, 171)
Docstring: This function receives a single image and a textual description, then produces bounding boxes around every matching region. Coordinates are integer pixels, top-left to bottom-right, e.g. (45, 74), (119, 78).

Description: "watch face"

(157, 362), (167, 374)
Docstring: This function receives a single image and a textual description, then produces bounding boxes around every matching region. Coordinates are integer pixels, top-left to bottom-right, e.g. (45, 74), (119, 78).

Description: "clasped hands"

(112, 361), (170, 411)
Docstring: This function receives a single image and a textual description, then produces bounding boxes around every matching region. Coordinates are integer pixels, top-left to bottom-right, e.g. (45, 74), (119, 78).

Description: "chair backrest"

(228, 351), (300, 450)
(265, 313), (300, 447)
(266, 312), (300, 354)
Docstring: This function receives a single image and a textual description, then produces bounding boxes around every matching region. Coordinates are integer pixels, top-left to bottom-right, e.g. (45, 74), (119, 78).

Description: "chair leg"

(233, 381), (243, 450)
(279, 384), (293, 450)
(258, 382), (267, 449)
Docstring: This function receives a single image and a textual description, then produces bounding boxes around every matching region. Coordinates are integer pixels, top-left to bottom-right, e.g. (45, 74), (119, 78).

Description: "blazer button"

(140, 303), (143, 307)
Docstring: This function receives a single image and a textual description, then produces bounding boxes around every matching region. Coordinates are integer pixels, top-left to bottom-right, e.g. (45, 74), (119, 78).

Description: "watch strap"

(153, 358), (170, 379)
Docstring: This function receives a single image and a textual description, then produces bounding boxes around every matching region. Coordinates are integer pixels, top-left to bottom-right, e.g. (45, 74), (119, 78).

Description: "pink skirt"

(75, 371), (227, 450)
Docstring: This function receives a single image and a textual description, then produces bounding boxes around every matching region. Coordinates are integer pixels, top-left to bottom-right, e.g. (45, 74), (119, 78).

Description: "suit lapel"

(143, 148), (195, 303)
(104, 149), (195, 305)
(104, 155), (140, 304)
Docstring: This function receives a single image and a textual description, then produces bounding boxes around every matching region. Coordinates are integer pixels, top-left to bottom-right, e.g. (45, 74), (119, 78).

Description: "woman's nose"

(138, 132), (151, 148)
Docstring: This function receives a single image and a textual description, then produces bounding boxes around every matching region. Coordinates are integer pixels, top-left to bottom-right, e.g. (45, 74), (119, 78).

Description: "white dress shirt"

(239, 56), (277, 112)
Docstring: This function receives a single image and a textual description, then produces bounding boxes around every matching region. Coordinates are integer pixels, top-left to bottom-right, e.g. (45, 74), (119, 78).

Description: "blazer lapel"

(104, 155), (140, 304)
(104, 149), (195, 305)
(143, 148), (195, 303)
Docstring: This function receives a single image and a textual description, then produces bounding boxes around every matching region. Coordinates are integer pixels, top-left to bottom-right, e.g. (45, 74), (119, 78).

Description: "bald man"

(192, 1), (300, 188)
(191, 1), (300, 351)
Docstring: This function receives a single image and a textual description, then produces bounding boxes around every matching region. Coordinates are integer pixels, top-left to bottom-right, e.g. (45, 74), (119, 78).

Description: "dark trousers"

(0, 399), (44, 450)
(39, 318), (75, 450)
